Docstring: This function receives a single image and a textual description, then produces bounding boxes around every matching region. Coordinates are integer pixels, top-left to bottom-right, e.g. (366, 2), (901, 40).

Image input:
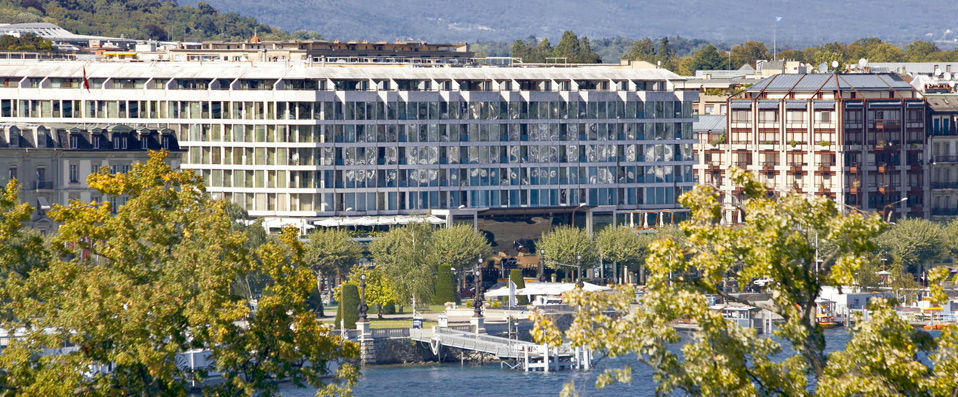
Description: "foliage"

(0, 151), (357, 395)
(344, 265), (399, 319)
(370, 223), (435, 311)
(511, 31), (601, 63)
(0, 179), (48, 321)
(509, 269), (527, 305)
(539, 225), (596, 279)
(535, 168), (898, 395)
(428, 224), (491, 280)
(0, 0), (309, 42)
(730, 41), (769, 69)
(335, 284), (359, 330)
(875, 218), (948, 275)
(434, 264), (458, 304)
(305, 228), (362, 317)
(595, 226), (647, 281)
(211, 227), (360, 395)
(0, 33), (51, 51)
(686, 44), (725, 73)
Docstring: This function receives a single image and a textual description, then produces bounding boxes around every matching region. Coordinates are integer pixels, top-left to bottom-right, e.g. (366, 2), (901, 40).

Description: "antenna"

(945, 72), (953, 80)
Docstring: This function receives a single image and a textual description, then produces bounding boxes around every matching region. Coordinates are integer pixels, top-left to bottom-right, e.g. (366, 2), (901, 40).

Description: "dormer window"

(70, 134), (79, 149)
(93, 135), (101, 149)
(7, 130), (17, 147)
(141, 137), (148, 150)
(162, 135), (172, 150)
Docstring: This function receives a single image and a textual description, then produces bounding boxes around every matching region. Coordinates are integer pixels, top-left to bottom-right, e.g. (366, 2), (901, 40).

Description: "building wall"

(929, 107), (958, 219)
(0, 62), (697, 223)
(698, 96), (927, 222)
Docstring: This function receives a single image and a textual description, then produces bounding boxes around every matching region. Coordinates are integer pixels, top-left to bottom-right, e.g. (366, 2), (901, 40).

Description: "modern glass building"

(0, 60), (696, 230)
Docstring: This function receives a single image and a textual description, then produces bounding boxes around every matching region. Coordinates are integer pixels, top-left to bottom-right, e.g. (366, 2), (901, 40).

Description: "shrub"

(509, 269), (528, 305)
(382, 302), (396, 314)
(334, 284), (359, 329)
(433, 264), (458, 304)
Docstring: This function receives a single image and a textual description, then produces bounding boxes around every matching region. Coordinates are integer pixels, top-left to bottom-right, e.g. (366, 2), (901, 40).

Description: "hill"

(0, 0), (293, 42)
(179, 0), (958, 47)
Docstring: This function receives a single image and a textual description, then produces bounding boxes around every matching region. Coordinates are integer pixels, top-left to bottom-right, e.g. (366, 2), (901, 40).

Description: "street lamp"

(571, 202), (587, 227)
(473, 255), (484, 318)
(358, 269), (368, 322)
(883, 197), (907, 223)
(538, 249), (546, 281)
(576, 254), (583, 288)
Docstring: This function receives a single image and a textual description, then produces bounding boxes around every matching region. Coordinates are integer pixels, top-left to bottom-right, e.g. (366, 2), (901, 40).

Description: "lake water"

(281, 328), (853, 396)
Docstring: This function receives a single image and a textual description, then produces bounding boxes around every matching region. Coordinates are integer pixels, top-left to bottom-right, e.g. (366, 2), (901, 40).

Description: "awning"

(757, 101), (778, 110)
(313, 215), (445, 227)
(869, 101), (901, 108)
(813, 100), (836, 110)
(785, 100), (806, 110)
(484, 282), (611, 298)
(730, 101), (752, 110)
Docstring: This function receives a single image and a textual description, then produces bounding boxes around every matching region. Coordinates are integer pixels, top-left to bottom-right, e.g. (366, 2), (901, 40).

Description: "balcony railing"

(34, 180), (53, 190)
(932, 208), (958, 216)
(932, 182), (958, 189)
(933, 155), (958, 163)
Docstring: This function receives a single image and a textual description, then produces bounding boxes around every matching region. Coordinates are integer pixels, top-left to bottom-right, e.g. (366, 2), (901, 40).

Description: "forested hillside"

(0, 0), (303, 42)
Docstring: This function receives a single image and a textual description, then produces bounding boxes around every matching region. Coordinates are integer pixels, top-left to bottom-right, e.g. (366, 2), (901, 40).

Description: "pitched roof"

(746, 73), (914, 95)
(927, 94), (958, 112)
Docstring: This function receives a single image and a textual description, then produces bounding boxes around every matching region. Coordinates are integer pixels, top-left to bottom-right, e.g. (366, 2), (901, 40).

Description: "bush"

(433, 264), (458, 304)
(334, 284), (359, 329)
(509, 269), (528, 305)
(382, 302), (396, 314)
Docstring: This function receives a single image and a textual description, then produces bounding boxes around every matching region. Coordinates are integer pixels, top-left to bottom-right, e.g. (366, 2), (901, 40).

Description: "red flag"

(82, 66), (90, 92)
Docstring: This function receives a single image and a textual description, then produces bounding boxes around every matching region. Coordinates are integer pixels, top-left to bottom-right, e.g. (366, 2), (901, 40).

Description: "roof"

(927, 94), (958, 112)
(869, 62), (958, 75)
(694, 115), (726, 133)
(0, 60), (684, 81)
(746, 73), (914, 94)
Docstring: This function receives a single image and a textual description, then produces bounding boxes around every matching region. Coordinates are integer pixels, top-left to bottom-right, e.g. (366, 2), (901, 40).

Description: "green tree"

(428, 224), (491, 293)
(335, 283), (360, 330)
(622, 37), (656, 63)
(212, 227), (360, 395)
(906, 40), (940, 62)
(596, 226), (646, 284)
(655, 37), (675, 70)
(865, 42), (906, 62)
(509, 269), (528, 305)
(434, 264), (458, 304)
(535, 168), (890, 394)
(539, 226), (596, 282)
(876, 218), (948, 275)
(554, 31), (582, 63)
(0, 152), (358, 395)
(730, 40), (770, 67)
(370, 223), (435, 312)
(304, 228), (362, 317)
(344, 265), (399, 318)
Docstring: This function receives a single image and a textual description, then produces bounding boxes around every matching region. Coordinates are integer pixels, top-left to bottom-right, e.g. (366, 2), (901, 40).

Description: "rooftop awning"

(730, 101), (752, 110)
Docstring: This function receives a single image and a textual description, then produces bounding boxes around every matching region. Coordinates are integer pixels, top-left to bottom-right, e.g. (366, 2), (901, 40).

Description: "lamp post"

(571, 202), (587, 227)
(576, 254), (583, 288)
(882, 197), (907, 223)
(358, 269), (368, 322)
(538, 249), (546, 282)
(473, 255), (484, 318)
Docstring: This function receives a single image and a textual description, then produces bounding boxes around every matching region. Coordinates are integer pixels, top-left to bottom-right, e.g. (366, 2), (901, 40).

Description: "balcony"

(932, 208), (958, 216)
(761, 162), (776, 172)
(848, 164), (859, 174)
(849, 186), (859, 195)
(878, 186), (892, 195)
(932, 182), (958, 189)
(933, 155), (958, 163)
(34, 180), (53, 190)
(877, 164), (891, 173)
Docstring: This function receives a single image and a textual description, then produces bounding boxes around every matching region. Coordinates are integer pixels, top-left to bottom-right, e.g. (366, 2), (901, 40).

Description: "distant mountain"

(179, 0), (958, 46)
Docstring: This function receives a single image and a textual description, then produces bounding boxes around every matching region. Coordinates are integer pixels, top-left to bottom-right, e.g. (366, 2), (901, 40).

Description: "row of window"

(196, 165), (695, 190)
(0, 99), (693, 121)
(187, 143), (694, 167)
(210, 185), (691, 214)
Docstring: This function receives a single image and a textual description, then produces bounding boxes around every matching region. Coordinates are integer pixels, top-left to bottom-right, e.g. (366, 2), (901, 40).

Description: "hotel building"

(0, 60), (696, 235)
(696, 73), (928, 222)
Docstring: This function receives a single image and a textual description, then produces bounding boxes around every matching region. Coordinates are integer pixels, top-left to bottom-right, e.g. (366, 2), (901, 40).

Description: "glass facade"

(0, 63), (697, 218)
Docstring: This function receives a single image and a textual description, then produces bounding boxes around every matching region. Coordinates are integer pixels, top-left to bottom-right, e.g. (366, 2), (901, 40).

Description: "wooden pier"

(409, 326), (591, 372)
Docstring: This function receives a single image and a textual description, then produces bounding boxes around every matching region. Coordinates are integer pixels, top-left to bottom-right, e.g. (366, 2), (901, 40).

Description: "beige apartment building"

(697, 73), (928, 223)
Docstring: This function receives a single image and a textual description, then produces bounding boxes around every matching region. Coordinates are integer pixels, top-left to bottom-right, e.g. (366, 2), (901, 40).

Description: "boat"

(816, 299), (844, 328)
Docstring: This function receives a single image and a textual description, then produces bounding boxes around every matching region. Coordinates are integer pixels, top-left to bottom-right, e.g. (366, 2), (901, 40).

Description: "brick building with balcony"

(695, 73), (928, 223)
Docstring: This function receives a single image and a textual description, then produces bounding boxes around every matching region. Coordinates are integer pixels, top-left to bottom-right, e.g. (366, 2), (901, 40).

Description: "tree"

(622, 37), (656, 63)
(370, 223), (435, 312)
(906, 40), (939, 62)
(211, 228), (360, 395)
(305, 228), (361, 317)
(535, 168), (893, 394)
(0, 152), (358, 395)
(428, 224), (491, 293)
(875, 218), (948, 275)
(596, 226), (646, 284)
(730, 40), (769, 67)
(575, 37), (602, 63)
(335, 284), (360, 330)
(865, 42), (906, 62)
(687, 44), (725, 73)
(434, 264), (457, 305)
(656, 37), (675, 70)
(344, 265), (398, 319)
(509, 269), (528, 305)
(0, 179), (48, 321)
(554, 31), (582, 63)
(539, 225), (596, 282)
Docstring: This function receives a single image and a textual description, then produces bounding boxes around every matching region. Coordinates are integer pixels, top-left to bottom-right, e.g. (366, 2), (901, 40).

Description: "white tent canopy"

(313, 215), (444, 227)
(484, 282), (610, 298)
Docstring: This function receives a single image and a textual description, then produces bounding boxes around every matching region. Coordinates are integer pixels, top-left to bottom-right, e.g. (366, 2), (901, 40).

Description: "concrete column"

(470, 317), (485, 334)
(357, 321), (376, 366)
